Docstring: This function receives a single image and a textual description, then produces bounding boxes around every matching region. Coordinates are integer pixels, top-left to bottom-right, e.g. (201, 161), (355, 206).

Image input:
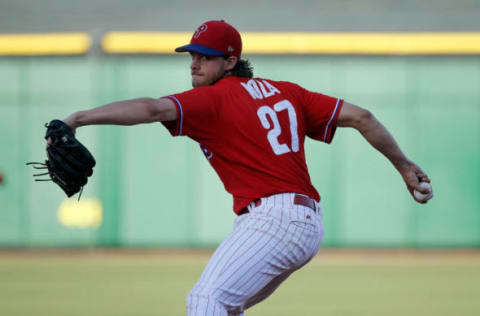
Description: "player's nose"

(190, 56), (200, 70)
(190, 61), (197, 71)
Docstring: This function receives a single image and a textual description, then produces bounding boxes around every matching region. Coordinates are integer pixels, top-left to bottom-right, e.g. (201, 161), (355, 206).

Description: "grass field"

(0, 249), (479, 316)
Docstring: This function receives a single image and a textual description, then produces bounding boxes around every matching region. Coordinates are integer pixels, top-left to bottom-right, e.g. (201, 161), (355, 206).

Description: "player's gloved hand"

(398, 160), (431, 204)
(27, 119), (96, 199)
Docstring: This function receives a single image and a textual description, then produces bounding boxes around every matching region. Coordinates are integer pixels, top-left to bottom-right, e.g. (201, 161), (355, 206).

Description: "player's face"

(190, 53), (227, 87)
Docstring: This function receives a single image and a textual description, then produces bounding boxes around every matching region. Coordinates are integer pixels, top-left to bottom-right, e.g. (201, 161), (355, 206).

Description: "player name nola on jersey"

(241, 79), (280, 100)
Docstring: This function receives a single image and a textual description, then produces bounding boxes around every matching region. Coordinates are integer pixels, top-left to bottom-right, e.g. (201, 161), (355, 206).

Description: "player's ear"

(224, 56), (238, 71)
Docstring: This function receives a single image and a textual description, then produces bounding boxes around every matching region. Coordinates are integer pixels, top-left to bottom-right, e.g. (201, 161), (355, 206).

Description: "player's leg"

(186, 216), (250, 316)
(186, 213), (252, 315)
(241, 200), (323, 310)
(239, 197), (323, 311)
(186, 193), (323, 316)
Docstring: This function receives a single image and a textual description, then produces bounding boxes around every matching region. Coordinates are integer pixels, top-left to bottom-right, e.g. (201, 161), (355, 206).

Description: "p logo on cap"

(194, 24), (208, 39)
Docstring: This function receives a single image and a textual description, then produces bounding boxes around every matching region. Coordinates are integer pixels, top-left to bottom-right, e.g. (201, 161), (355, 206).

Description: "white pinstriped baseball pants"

(186, 193), (324, 316)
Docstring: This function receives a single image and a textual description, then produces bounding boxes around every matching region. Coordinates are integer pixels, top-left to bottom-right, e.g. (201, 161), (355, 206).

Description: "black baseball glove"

(27, 120), (96, 198)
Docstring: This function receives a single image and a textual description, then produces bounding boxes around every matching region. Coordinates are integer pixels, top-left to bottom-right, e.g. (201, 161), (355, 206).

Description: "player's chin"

(191, 75), (206, 87)
(192, 74), (219, 87)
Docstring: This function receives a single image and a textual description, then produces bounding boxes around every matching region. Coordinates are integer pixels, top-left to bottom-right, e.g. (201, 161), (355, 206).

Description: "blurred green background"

(1, 55), (479, 248)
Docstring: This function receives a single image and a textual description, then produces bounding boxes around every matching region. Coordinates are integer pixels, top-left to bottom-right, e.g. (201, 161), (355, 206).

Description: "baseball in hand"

(414, 182), (433, 202)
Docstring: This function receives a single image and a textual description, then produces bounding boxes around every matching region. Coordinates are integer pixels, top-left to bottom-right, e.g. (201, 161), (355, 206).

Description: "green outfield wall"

(0, 55), (479, 248)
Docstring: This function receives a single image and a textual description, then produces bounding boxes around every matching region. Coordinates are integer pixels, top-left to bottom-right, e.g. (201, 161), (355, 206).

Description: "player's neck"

(210, 71), (233, 86)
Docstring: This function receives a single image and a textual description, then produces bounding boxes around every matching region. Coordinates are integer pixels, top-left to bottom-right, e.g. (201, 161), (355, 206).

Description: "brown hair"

(224, 56), (254, 78)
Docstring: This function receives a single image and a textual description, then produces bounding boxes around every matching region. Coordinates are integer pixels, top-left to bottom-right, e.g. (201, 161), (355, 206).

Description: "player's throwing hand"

(398, 160), (432, 204)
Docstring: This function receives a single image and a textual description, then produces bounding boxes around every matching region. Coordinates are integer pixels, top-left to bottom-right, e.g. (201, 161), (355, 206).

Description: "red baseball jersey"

(162, 76), (343, 214)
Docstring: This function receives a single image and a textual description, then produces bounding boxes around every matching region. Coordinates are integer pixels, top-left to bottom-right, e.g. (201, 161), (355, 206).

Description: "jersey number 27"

(257, 100), (299, 155)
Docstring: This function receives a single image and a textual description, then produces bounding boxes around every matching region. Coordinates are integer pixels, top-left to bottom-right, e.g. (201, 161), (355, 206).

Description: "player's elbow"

(356, 108), (374, 125)
(346, 108), (375, 131)
(337, 102), (375, 130)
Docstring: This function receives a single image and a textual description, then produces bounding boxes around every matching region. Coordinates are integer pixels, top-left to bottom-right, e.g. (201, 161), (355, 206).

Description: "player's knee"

(187, 289), (227, 315)
(187, 288), (241, 316)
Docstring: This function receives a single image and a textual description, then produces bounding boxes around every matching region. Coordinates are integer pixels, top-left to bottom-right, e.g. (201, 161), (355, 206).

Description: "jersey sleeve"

(160, 86), (220, 142)
(300, 86), (343, 144)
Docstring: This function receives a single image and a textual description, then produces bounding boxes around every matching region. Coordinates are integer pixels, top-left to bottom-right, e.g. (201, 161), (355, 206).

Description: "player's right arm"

(63, 97), (177, 133)
(336, 101), (431, 203)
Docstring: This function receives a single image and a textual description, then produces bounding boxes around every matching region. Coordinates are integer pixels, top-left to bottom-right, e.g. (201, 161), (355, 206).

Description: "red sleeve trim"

(323, 98), (343, 144)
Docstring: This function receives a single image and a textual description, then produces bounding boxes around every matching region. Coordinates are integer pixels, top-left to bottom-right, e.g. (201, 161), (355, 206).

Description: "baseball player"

(59, 20), (431, 315)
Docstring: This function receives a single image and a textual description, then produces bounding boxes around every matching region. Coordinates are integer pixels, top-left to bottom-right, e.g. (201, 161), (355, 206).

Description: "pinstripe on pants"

(186, 193), (324, 316)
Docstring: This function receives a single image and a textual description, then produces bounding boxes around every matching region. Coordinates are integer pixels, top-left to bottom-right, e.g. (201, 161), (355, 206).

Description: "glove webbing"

(25, 161), (85, 200)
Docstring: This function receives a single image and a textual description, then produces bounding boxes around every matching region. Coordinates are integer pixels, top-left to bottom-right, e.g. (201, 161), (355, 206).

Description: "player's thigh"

(189, 213), (252, 292)
(190, 212), (275, 289)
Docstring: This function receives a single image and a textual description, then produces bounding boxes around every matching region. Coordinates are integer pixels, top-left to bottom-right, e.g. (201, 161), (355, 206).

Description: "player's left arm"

(335, 101), (431, 203)
(63, 97), (177, 133)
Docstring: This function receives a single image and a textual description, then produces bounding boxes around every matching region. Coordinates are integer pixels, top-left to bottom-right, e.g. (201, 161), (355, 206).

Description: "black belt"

(240, 194), (316, 214)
